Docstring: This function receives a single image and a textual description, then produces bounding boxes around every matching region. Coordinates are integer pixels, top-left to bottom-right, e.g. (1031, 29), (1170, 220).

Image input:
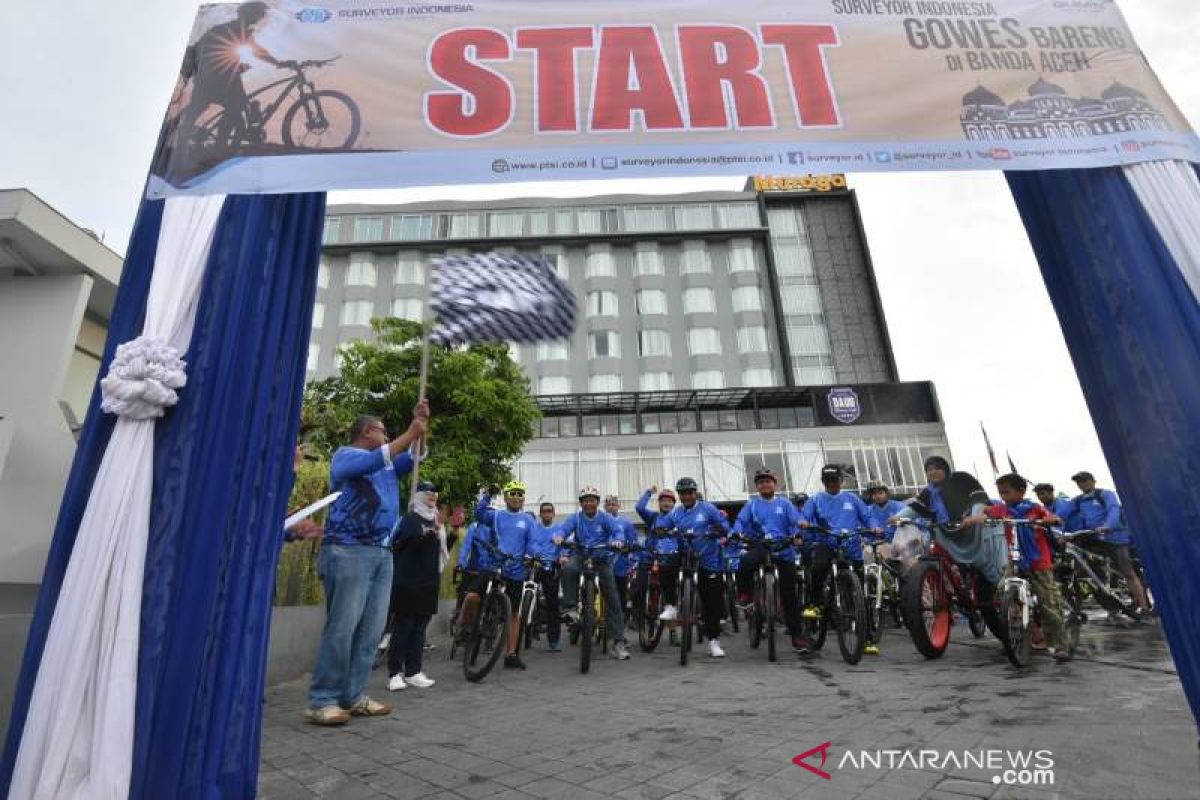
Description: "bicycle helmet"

(753, 466), (778, 484)
(790, 492), (809, 507)
(578, 485), (601, 500)
(604, 494), (619, 504)
(675, 477), (699, 493)
(503, 479), (526, 495)
(658, 489), (677, 501)
(865, 480), (888, 493)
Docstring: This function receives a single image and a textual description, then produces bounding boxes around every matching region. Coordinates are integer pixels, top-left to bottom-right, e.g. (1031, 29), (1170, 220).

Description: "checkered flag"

(429, 252), (577, 346)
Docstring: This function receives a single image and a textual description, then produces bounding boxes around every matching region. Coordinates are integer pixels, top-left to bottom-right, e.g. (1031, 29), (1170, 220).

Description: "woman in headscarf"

(387, 480), (442, 691)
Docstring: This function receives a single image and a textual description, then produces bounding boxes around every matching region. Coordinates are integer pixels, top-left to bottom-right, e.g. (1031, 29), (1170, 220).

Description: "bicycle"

(459, 540), (520, 683)
(728, 533), (794, 663)
(560, 541), (619, 674)
(675, 529), (723, 667)
(862, 536), (908, 650)
(515, 555), (556, 657)
(995, 519), (1050, 668)
(722, 542), (744, 635)
(803, 527), (869, 665)
(1054, 529), (1140, 649)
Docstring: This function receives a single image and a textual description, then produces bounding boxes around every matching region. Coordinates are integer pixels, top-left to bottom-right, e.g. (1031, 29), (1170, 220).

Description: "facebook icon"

(786, 151), (805, 165)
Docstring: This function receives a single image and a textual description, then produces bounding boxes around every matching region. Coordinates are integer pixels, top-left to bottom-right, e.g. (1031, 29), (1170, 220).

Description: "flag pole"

(411, 259), (435, 494)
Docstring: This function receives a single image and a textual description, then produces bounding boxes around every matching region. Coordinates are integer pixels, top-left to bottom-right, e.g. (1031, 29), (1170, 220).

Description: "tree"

(299, 317), (541, 510)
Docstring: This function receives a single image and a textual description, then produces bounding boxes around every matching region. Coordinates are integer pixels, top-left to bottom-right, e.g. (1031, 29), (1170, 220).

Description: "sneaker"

(612, 640), (631, 660)
(560, 610), (578, 627)
(547, 640), (563, 652)
(658, 604), (678, 622)
(736, 592), (753, 606)
(305, 705), (350, 726)
(708, 639), (726, 658)
(424, 640), (437, 651)
(802, 605), (823, 620)
(406, 672), (436, 688)
(791, 635), (812, 655)
(1053, 649), (1071, 663)
(387, 674), (407, 692)
(346, 696), (391, 717)
(669, 629), (680, 647)
(503, 654), (526, 670)
(863, 643), (880, 656)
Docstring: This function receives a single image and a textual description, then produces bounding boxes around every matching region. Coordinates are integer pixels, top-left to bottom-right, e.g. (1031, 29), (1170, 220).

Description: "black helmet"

(753, 466), (778, 484)
(416, 480), (438, 493)
(675, 477), (699, 493)
(865, 480), (889, 494)
(820, 464), (843, 482)
(790, 492), (809, 507)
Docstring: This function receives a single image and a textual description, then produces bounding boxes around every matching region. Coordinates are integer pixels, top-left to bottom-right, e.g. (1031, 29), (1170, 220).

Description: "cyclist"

(1067, 471), (1151, 617)
(732, 467), (806, 652)
(667, 477), (731, 658)
(473, 481), (535, 669)
(1034, 483), (1078, 528)
(528, 502), (564, 652)
(798, 465), (878, 625)
(554, 487), (632, 661)
(863, 481), (906, 546)
(634, 486), (680, 622)
(605, 495), (641, 622)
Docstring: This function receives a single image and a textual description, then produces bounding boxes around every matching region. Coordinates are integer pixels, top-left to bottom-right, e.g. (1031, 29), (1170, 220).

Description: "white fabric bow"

(99, 336), (187, 420)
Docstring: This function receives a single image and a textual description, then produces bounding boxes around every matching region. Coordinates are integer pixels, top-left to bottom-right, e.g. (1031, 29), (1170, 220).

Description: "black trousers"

(631, 556), (680, 608)
(696, 571), (726, 640)
(803, 544), (835, 605)
(537, 566), (561, 645)
(737, 548), (802, 636)
(388, 614), (431, 678)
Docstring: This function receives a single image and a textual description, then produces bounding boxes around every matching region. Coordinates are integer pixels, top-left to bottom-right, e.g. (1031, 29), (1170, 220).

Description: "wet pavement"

(259, 613), (1200, 800)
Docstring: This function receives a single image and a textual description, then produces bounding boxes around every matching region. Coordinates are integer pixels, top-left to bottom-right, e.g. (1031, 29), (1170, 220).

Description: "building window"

(589, 331), (621, 359)
(737, 326), (770, 353)
(638, 329), (672, 357)
(577, 208), (618, 234)
(538, 376), (571, 395)
(683, 287), (716, 314)
(307, 343), (319, 372)
(322, 218), (341, 244)
(448, 213), (481, 238)
(488, 211), (525, 237)
(679, 241), (711, 274)
(728, 239), (756, 273)
(352, 216), (384, 242)
(317, 261), (330, 288)
(542, 246), (568, 280)
(528, 211), (550, 235)
(741, 368), (777, 387)
(587, 290), (619, 317)
(717, 202), (760, 228)
(693, 370), (726, 389)
(767, 207), (802, 237)
(589, 374), (622, 393)
(346, 255), (377, 287)
(391, 298), (422, 321)
(394, 253), (425, 285)
(636, 289), (668, 315)
(787, 325), (831, 355)
(585, 245), (615, 278)
(774, 243), (815, 276)
(640, 372), (674, 391)
(390, 214), (433, 240)
(554, 209), (575, 235)
(312, 303), (324, 329)
(675, 204), (713, 230)
(688, 327), (722, 355)
(633, 243), (664, 276)
(782, 285), (823, 314)
(340, 300), (374, 327)
(623, 205), (669, 232)
(537, 340), (570, 361)
(732, 286), (763, 313)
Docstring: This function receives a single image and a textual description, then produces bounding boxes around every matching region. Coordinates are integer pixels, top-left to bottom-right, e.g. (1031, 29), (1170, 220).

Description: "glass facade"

(767, 206), (836, 385)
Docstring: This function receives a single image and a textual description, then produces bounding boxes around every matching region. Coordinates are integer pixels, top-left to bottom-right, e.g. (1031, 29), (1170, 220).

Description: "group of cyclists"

(450, 454), (1152, 672)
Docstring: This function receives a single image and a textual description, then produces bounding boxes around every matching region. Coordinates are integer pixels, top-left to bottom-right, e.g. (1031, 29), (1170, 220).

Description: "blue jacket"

(323, 445), (414, 548)
(636, 490), (679, 555)
(559, 509), (620, 559)
(1070, 489), (1130, 545)
(801, 490), (873, 561)
(864, 499), (907, 542)
(475, 494), (535, 580)
(733, 495), (801, 561)
(609, 515), (640, 577)
(1046, 497), (1077, 528)
(527, 521), (562, 566)
(459, 521), (500, 573)
(667, 500), (729, 572)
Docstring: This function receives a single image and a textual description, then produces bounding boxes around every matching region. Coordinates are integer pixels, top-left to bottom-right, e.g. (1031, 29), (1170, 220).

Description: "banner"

(147, 0), (1200, 197)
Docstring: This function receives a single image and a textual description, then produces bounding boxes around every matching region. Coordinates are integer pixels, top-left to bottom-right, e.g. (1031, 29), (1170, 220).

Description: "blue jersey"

(609, 515), (640, 577)
(527, 521), (562, 566)
(864, 499), (907, 542)
(323, 445), (414, 548)
(635, 490), (679, 555)
(560, 509), (620, 557)
(667, 500), (729, 572)
(801, 490), (873, 561)
(733, 495), (801, 560)
(475, 495), (535, 580)
(1070, 489), (1130, 545)
(1046, 497), (1077, 529)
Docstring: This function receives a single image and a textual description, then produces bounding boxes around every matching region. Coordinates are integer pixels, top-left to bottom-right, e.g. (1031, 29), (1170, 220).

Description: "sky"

(2, 1), (1197, 492)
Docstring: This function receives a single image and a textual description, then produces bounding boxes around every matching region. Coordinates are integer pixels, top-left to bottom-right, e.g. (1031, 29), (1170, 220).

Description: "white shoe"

(387, 674), (406, 692)
(406, 672), (436, 689)
(708, 639), (726, 658)
(658, 605), (678, 622)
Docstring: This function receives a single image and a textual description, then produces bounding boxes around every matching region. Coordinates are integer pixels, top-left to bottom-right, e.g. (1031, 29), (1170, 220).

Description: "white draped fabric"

(1124, 160), (1200, 304)
(9, 195), (226, 800)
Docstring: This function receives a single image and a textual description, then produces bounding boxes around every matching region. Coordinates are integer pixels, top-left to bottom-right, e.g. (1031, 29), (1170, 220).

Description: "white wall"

(0, 274), (93, 583)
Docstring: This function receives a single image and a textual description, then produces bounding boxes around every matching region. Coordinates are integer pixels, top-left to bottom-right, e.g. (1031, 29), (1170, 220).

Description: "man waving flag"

(429, 252), (577, 345)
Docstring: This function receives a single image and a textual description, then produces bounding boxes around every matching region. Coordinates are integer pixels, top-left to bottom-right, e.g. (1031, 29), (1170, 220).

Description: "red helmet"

(658, 489), (677, 501)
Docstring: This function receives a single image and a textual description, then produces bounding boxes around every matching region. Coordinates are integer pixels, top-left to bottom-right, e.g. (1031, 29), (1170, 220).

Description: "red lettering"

(590, 26), (684, 131)
(760, 24), (841, 127)
(425, 28), (513, 137)
(516, 27), (593, 133)
(677, 26), (774, 129)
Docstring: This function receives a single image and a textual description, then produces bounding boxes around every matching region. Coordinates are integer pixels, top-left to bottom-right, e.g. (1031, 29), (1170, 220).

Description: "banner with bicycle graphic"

(146, 0), (1200, 198)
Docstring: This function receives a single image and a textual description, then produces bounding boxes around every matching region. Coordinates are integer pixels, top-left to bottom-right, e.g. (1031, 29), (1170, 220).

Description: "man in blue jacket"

(634, 486), (680, 622)
(799, 465), (876, 625)
(1069, 471), (1151, 616)
(474, 481), (536, 668)
(734, 467), (805, 652)
(605, 495), (640, 621)
(668, 477), (731, 658)
(554, 487), (631, 660)
(307, 402), (428, 726)
(528, 502), (564, 652)
(863, 482), (906, 543)
(1034, 483), (1077, 528)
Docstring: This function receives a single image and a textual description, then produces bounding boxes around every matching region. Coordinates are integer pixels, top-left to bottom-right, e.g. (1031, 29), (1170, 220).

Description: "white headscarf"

(411, 489), (451, 571)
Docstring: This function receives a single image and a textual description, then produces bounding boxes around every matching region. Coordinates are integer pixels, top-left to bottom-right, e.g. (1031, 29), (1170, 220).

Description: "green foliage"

(275, 457), (331, 606)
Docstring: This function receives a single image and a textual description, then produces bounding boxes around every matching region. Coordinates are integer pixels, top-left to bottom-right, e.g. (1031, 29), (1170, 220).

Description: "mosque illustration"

(960, 77), (1169, 141)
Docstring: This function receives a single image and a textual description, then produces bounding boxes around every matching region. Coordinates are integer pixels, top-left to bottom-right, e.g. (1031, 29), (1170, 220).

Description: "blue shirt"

(527, 521), (562, 565)
(801, 490), (873, 561)
(667, 500), (729, 572)
(323, 445), (414, 547)
(1046, 497), (1077, 528)
(475, 495), (536, 580)
(635, 490), (679, 555)
(864, 499), (907, 542)
(1070, 489), (1130, 545)
(559, 509), (620, 558)
(609, 515), (640, 577)
(733, 495), (801, 561)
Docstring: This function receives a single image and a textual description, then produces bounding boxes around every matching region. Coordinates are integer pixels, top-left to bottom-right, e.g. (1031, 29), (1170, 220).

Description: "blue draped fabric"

(0, 200), (165, 797)
(132, 192), (325, 799)
(1007, 167), (1200, 734)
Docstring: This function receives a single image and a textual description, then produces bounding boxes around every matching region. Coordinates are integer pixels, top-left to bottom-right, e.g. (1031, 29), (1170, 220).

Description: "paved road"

(260, 616), (1199, 800)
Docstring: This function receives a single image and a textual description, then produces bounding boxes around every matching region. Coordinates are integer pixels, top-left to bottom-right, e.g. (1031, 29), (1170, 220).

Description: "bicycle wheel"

(281, 90), (362, 150)
(679, 576), (693, 667)
(967, 573), (988, 638)
(580, 580), (595, 674)
(638, 581), (664, 653)
(1001, 586), (1033, 667)
(836, 570), (867, 665)
(515, 589), (535, 657)
(726, 575), (740, 634)
(864, 568), (883, 647)
(462, 589), (510, 682)
(902, 560), (950, 659)
(748, 577), (763, 649)
(765, 571), (778, 663)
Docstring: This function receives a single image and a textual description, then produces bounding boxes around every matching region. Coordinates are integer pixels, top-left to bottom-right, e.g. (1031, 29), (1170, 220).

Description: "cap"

(753, 466), (778, 483)
(1071, 471), (1095, 483)
(416, 480), (438, 493)
(820, 464), (843, 481)
(675, 477), (699, 492)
